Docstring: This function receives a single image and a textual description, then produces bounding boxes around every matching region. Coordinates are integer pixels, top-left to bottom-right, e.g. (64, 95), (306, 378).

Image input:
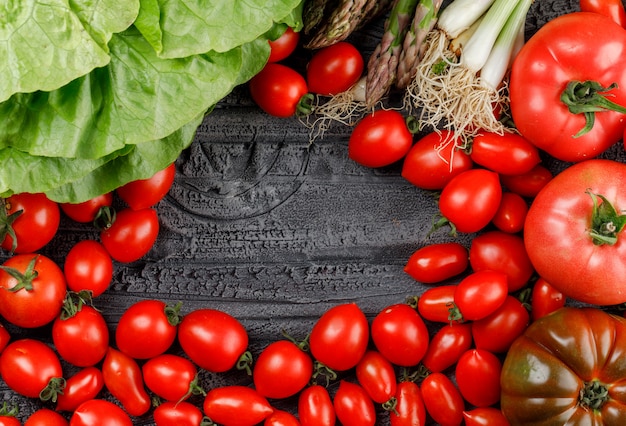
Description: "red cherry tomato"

(101, 347), (151, 417)
(264, 410), (301, 426)
(116, 163), (176, 210)
(52, 305), (109, 367)
(60, 193), (113, 223)
(404, 242), (469, 284)
(471, 295), (530, 353)
(142, 354), (202, 402)
(420, 323), (473, 374)
(249, 63), (309, 118)
(63, 240), (113, 298)
(390, 381), (427, 426)
(24, 409), (68, 426)
(453, 270), (508, 321)
(333, 380), (376, 426)
(500, 164), (553, 198)
(100, 207), (159, 263)
(268, 27), (300, 63)
(530, 277), (566, 321)
(463, 407), (511, 426)
(421, 372), (465, 426)
(0, 412), (21, 426)
(455, 349), (502, 407)
(417, 284), (459, 324)
(203, 386), (273, 426)
(491, 191), (528, 234)
(580, 0), (626, 28)
(56, 367), (104, 413)
(1, 192), (60, 253)
(355, 350), (397, 406)
(153, 401), (204, 426)
(470, 132), (541, 176)
(307, 42), (364, 95)
(298, 385), (336, 426)
(0, 324), (9, 354)
(253, 339), (313, 399)
(70, 399), (133, 426)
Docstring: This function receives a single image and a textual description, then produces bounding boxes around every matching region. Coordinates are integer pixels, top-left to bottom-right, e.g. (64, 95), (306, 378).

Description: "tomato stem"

(587, 190), (626, 245)
(0, 255), (38, 292)
(0, 199), (23, 254)
(579, 380), (609, 410)
(236, 351), (254, 376)
(39, 377), (66, 403)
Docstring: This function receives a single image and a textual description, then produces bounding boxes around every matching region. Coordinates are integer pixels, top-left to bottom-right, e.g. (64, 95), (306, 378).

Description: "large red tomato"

(524, 159), (626, 305)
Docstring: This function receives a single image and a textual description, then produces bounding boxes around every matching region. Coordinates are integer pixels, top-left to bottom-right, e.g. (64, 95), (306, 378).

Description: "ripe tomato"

(56, 367), (104, 413)
(453, 270), (508, 321)
(70, 399), (133, 426)
(1, 192), (60, 253)
(370, 303), (429, 367)
(463, 407), (510, 426)
(0, 323), (9, 354)
(253, 340), (313, 399)
(471, 295), (530, 354)
(0, 253), (66, 328)
(491, 191), (528, 234)
(531, 277), (566, 321)
(438, 168), (502, 234)
(500, 164), (553, 198)
(116, 163), (176, 210)
(309, 303), (369, 372)
(390, 381), (426, 426)
(420, 323), (473, 374)
(52, 304), (109, 367)
(580, 0), (626, 27)
(306, 42), (364, 96)
(0, 339), (64, 401)
(203, 386), (273, 426)
(142, 354), (203, 402)
(268, 26), (300, 63)
(404, 242), (469, 284)
(60, 192), (113, 223)
(249, 63), (309, 118)
(63, 240), (113, 298)
(417, 284), (459, 324)
(421, 372), (465, 426)
(101, 347), (151, 417)
(100, 207), (159, 263)
(401, 130), (473, 190)
(25, 409), (68, 426)
(115, 299), (180, 359)
(0, 412), (20, 426)
(153, 401), (204, 426)
(348, 110), (413, 168)
(298, 385), (336, 426)
(264, 410), (301, 426)
(355, 350), (397, 406)
(178, 308), (249, 373)
(469, 132), (540, 176)
(333, 380), (376, 426)
(455, 349), (502, 407)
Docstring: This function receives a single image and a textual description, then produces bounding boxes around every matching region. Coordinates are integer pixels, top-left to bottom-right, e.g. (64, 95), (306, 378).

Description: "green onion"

(437, 0), (495, 38)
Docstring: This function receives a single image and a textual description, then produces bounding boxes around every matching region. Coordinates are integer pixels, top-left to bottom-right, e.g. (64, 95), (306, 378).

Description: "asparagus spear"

(396, 0), (444, 89)
(365, 0), (419, 108)
(303, 0), (337, 35)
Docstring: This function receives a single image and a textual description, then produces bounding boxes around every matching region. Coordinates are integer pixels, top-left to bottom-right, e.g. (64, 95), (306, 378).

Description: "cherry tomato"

(101, 347), (151, 417)
(0, 339), (64, 401)
(268, 27), (300, 63)
(355, 350), (397, 406)
(491, 192), (528, 234)
(390, 381), (426, 426)
(178, 308), (249, 373)
(203, 386), (273, 426)
(63, 240), (113, 298)
(470, 132), (540, 176)
(253, 339), (313, 399)
(52, 304), (109, 367)
(25, 409), (68, 426)
(348, 110), (413, 168)
(453, 270), (508, 321)
(100, 207), (159, 263)
(264, 410), (301, 426)
(421, 372), (465, 426)
(420, 323), (473, 374)
(115, 299), (180, 359)
(370, 303), (429, 367)
(404, 242), (469, 284)
(60, 193), (113, 223)
(401, 130), (473, 190)
(1, 192), (60, 253)
(530, 277), (566, 321)
(439, 168), (502, 234)
(333, 380), (376, 426)
(0, 253), (67, 328)
(463, 407), (511, 426)
(580, 0), (626, 28)
(469, 230), (534, 292)
(417, 284), (459, 324)
(307, 42), (364, 96)
(455, 349), (502, 407)
(0, 324), (9, 354)
(56, 367), (104, 413)
(298, 385), (336, 426)
(142, 353), (203, 402)
(500, 164), (553, 198)
(471, 295), (530, 353)
(70, 399), (133, 426)
(153, 401), (204, 426)
(249, 63), (309, 118)
(116, 163), (176, 210)
(309, 303), (369, 372)
(0, 412), (20, 426)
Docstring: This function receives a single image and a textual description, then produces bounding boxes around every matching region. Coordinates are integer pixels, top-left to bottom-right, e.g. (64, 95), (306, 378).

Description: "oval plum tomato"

(56, 367), (104, 413)
(60, 192), (113, 224)
(390, 381), (426, 426)
(471, 295), (530, 354)
(307, 42), (364, 96)
(438, 168), (502, 234)
(52, 304), (109, 367)
(268, 26), (300, 63)
(116, 163), (176, 210)
(355, 350), (397, 406)
(401, 130), (473, 190)
(25, 409), (68, 426)
(203, 386), (273, 426)
(421, 372), (465, 426)
(452, 270), (508, 322)
(0, 339), (64, 401)
(463, 407), (510, 426)
(253, 340), (313, 399)
(64, 240), (113, 298)
(421, 323), (473, 374)
(153, 401), (204, 426)
(348, 110), (413, 168)
(0, 253), (66, 328)
(417, 284), (459, 324)
(500, 164), (553, 198)
(309, 303), (369, 372)
(469, 230), (534, 292)
(370, 303), (429, 367)
(142, 354), (203, 402)
(115, 299), (180, 359)
(404, 242), (469, 284)
(70, 399), (133, 426)
(1, 192), (60, 253)
(531, 277), (566, 321)
(249, 63), (309, 118)
(333, 380), (376, 426)
(100, 207), (159, 263)
(492, 192), (528, 234)
(580, 0), (626, 27)
(455, 349), (502, 407)
(264, 410), (301, 426)
(178, 308), (249, 373)
(470, 132), (540, 176)
(101, 347), (151, 417)
(524, 159), (626, 305)
(298, 385), (336, 426)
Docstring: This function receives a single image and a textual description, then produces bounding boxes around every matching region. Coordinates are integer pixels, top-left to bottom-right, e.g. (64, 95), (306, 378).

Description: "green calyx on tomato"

(561, 80), (626, 137)
(580, 380), (610, 410)
(39, 377), (66, 403)
(0, 255), (38, 293)
(587, 190), (626, 245)
(0, 201), (22, 254)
